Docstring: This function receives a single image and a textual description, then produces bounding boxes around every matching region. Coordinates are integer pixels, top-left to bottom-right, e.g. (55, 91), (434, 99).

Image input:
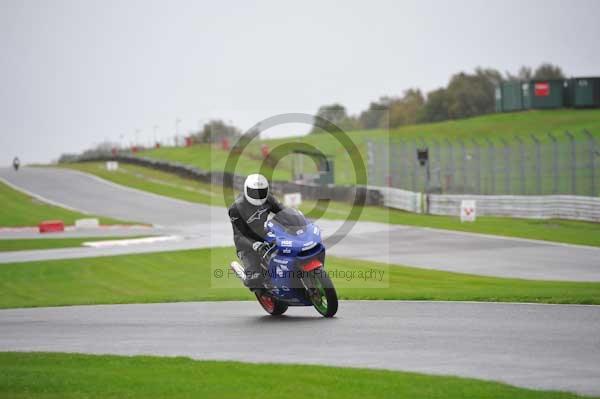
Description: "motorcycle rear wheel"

(306, 269), (338, 318)
(255, 293), (288, 316)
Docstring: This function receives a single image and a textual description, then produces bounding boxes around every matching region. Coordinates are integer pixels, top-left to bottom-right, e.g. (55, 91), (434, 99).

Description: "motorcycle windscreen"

(271, 208), (308, 234)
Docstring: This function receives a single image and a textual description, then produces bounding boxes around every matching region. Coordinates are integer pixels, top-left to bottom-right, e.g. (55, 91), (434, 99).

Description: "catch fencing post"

(366, 139), (375, 185)
(531, 133), (542, 194)
(419, 137), (430, 193)
(372, 140), (379, 186)
(432, 138), (442, 193)
(484, 138), (495, 194)
(515, 136), (526, 194)
(399, 140), (407, 188)
(565, 131), (577, 195)
(471, 138), (481, 194)
(382, 140), (390, 187)
(411, 140), (418, 192)
(458, 138), (467, 193)
(547, 133), (559, 194)
(500, 138), (511, 194)
(400, 139), (409, 190)
(583, 130), (596, 196)
(445, 138), (454, 193)
(391, 141), (400, 188)
(374, 139), (381, 186)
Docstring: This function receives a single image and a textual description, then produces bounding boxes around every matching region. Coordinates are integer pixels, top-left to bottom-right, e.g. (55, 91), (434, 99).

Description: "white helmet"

(244, 174), (269, 206)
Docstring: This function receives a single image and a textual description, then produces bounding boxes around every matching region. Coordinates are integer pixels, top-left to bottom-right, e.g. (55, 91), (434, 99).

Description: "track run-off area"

(1, 166), (600, 395)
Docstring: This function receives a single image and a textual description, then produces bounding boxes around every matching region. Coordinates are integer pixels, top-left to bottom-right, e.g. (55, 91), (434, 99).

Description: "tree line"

(58, 63), (568, 161)
(311, 63), (566, 133)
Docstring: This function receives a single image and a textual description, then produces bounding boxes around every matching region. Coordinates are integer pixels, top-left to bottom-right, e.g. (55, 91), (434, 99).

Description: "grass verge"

(60, 161), (225, 206)
(137, 109), (600, 186)
(0, 247), (598, 309)
(0, 180), (130, 227)
(60, 162), (600, 247)
(1, 352), (595, 399)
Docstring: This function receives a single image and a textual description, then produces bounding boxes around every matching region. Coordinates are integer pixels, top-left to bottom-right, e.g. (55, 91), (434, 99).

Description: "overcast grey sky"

(1, 0), (599, 164)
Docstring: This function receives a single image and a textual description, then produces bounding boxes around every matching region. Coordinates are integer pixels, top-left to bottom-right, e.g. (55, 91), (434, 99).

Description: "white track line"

(82, 235), (183, 248)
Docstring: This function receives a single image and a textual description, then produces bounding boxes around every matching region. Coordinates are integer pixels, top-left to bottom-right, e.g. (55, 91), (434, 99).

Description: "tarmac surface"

(1, 301), (599, 396)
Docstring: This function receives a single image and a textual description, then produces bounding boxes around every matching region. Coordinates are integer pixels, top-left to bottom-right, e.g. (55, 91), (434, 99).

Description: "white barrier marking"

(75, 218), (100, 229)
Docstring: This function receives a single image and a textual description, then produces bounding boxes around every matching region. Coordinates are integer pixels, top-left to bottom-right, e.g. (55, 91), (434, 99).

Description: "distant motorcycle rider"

(12, 156), (20, 171)
(228, 174), (285, 289)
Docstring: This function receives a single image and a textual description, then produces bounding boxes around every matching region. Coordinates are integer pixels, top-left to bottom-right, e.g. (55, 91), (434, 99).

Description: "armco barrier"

(372, 186), (423, 213)
(74, 155), (384, 207)
(428, 194), (600, 222)
(371, 184), (600, 221)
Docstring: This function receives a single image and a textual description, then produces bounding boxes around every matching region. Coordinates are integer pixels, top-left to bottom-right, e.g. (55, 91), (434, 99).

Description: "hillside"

(137, 109), (600, 186)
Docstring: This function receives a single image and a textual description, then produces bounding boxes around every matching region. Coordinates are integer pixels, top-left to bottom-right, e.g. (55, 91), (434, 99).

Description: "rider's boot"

(243, 268), (267, 292)
(235, 251), (268, 292)
(230, 260), (264, 292)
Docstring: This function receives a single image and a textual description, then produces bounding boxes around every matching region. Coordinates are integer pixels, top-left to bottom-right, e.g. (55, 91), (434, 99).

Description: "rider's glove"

(252, 241), (267, 252)
(252, 241), (271, 258)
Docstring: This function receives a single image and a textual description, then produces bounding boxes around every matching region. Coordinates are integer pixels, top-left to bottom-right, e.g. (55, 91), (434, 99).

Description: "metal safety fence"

(367, 130), (599, 197)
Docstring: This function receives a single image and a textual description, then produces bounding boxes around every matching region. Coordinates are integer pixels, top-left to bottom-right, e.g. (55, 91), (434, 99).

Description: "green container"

(526, 80), (564, 109)
(571, 77), (600, 107)
(563, 79), (573, 107)
(521, 82), (532, 109)
(500, 81), (523, 111)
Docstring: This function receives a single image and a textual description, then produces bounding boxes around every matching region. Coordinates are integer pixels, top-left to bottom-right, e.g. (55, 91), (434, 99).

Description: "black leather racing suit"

(228, 193), (284, 277)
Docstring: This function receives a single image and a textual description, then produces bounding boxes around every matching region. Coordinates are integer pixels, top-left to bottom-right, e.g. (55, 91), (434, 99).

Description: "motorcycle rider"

(228, 173), (285, 289)
(12, 156), (20, 171)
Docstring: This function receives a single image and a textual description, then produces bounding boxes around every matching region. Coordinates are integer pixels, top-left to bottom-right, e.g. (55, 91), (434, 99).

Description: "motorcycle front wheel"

(305, 269), (338, 318)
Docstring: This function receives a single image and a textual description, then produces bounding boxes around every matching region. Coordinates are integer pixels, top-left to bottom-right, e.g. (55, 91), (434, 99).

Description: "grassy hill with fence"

(136, 109), (600, 195)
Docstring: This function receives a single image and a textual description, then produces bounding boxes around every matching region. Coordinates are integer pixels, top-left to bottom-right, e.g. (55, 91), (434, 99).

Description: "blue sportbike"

(230, 208), (338, 318)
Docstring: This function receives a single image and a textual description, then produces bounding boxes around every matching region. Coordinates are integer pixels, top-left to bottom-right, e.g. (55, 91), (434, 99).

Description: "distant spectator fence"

(70, 135), (600, 222)
(367, 130), (599, 197)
